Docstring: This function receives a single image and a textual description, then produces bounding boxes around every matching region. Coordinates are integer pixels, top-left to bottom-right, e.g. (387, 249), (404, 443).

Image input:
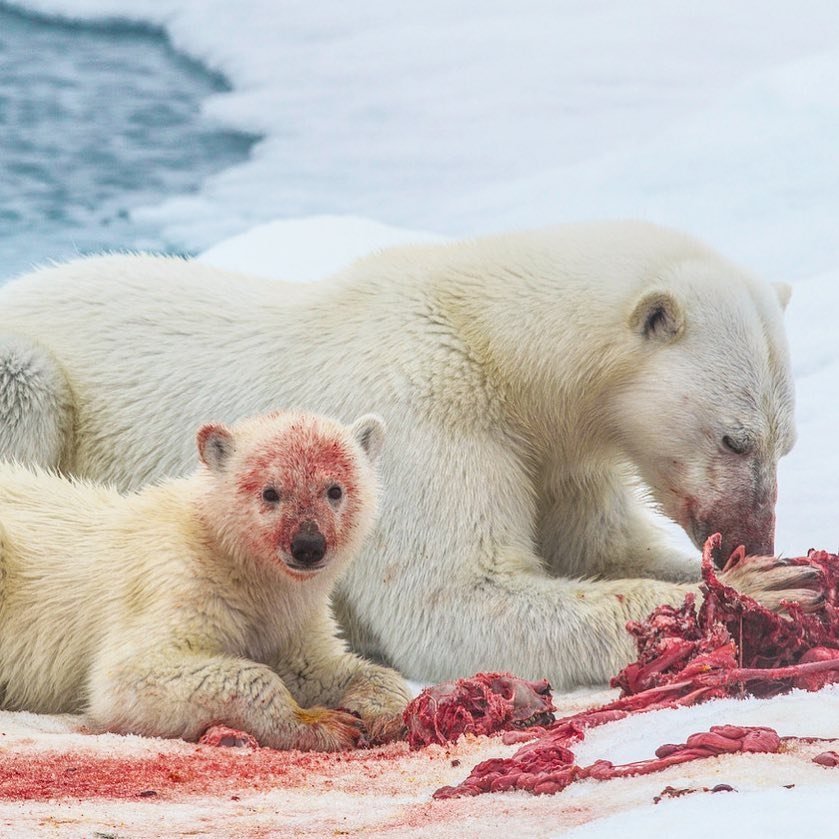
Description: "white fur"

(0, 221), (813, 688)
(0, 411), (410, 750)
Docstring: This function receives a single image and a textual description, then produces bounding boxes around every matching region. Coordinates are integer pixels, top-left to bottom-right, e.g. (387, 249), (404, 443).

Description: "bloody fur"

(234, 420), (361, 562)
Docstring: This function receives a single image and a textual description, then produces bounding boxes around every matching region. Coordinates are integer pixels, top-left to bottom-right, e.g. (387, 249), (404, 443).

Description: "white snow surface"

(200, 215), (446, 281)
(5, 0), (839, 835)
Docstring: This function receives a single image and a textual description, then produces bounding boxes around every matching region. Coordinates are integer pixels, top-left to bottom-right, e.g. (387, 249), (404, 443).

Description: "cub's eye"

(327, 485), (343, 501)
(262, 487), (280, 503)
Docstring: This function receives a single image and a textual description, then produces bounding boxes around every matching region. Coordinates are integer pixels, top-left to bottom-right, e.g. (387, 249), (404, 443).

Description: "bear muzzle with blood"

(290, 520), (327, 569)
(676, 456), (779, 567)
(198, 414), (372, 580)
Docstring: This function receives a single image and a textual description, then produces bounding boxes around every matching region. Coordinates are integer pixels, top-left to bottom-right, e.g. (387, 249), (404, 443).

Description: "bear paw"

(295, 706), (369, 751)
(719, 554), (823, 613)
(361, 710), (407, 745)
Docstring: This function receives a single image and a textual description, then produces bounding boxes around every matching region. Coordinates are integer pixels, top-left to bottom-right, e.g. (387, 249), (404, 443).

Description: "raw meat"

(431, 536), (839, 798)
(434, 724), (781, 798)
(404, 672), (555, 749)
(198, 725), (259, 749)
(613, 534), (839, 699)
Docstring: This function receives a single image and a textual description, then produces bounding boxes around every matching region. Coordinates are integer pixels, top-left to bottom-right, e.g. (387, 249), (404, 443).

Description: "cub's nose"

(290, 524), (326, 566)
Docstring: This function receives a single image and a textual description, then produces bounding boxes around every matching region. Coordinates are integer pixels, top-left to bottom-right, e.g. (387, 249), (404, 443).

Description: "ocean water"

(0, 5), (257, 281)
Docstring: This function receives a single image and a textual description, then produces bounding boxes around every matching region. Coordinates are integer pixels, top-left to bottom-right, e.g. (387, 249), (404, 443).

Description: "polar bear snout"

(715, 520), (775, 569)
(690, 496), (776, 569)
(289, 520), (327, 568)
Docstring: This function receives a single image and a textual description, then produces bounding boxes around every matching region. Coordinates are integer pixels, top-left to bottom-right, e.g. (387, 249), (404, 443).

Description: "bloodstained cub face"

(196, 411), (382, 578)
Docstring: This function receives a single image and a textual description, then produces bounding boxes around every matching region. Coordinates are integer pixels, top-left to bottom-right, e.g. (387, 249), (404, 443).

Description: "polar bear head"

(610, 257), (795, 565)
(196, 410), (384, 579)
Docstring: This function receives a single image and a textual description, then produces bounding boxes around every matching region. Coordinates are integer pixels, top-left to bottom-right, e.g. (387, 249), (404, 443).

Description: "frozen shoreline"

(6, 0), (839, 271)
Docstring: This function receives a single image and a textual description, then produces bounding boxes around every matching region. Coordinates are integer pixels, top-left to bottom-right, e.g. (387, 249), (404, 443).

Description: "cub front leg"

(87, 650), (366, 752)
(334, 657), (413, 744)
(276, 610), (411, 744)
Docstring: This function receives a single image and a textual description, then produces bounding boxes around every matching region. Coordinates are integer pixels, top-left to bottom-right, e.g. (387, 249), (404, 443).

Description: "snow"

(565, 787), (835, 839)
(561, 689), (839, 838)
(574, 685), (839, 766)
(6, 1), (839, 256)
(1, 687), (838, 837)
(200, 215), (446, 281)
(4, 0), (839, 835)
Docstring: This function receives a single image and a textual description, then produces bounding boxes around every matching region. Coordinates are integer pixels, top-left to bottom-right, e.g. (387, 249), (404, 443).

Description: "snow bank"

(200, 215), (445, 281)
(7, 0), (839, 262)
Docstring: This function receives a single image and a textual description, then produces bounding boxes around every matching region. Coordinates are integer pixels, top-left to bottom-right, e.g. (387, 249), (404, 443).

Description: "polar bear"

(0, 221), (818, 688)
(0, 409), (410, 750)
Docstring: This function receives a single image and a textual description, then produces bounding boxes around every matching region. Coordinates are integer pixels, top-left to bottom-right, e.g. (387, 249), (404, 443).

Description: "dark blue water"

(0, 5), (258, 281)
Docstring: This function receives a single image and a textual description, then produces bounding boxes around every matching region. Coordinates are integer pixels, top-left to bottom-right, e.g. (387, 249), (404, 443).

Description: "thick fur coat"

(0, 221), (817, 687)
(0, 410), (409, 749)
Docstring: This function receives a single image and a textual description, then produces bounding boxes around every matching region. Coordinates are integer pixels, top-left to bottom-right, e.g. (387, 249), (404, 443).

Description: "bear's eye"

(327, 485), (343, 501)
(262, 487), (280, 503)
(722, 434), (752, 456)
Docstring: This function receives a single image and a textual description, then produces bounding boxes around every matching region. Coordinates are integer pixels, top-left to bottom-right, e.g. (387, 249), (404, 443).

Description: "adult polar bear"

(0, 221), (814, 689)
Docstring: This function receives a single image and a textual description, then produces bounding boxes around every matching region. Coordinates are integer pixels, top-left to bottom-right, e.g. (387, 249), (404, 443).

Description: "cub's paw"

(719, 555), (823, 613)
(296, 706), (368, 752)
(339, 664), (411, 744)
(361, 710), (407, 745)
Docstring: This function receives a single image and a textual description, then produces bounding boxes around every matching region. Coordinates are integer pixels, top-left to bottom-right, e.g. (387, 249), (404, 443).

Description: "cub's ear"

(629, 290), (684, 342)
(351, 414), (385, 465)
(196, 423), (235, 472)
(772, 282), (792, 311)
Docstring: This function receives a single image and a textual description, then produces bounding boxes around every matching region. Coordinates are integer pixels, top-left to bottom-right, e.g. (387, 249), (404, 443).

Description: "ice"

(7, 1), (839, 251)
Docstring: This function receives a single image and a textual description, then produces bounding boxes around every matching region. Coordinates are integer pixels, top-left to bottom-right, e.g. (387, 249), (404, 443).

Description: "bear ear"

(196, 423), (235, 472)
(351, 414), (385, 465)
(629, 290), (684, 342)
(772, 282), (792, 311)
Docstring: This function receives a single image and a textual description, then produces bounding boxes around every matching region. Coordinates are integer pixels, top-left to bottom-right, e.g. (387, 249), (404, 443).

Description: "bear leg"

(272, 611), (411, 745)
(0, 334), (74, 469)
(87, 653), (368, 751)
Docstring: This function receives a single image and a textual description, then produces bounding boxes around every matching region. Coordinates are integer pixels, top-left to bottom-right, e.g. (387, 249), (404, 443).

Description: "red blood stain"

(236, 425), (357, 498)
(0, 741), (412, 802)
(233, 421), (363, 561)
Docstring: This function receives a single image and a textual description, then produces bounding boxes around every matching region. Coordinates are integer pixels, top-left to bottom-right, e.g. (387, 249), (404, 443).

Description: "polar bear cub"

(0, 410), (410, 750)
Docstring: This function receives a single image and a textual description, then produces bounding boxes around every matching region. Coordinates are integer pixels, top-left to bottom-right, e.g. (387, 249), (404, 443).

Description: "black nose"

(290, 528), (326, 566)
